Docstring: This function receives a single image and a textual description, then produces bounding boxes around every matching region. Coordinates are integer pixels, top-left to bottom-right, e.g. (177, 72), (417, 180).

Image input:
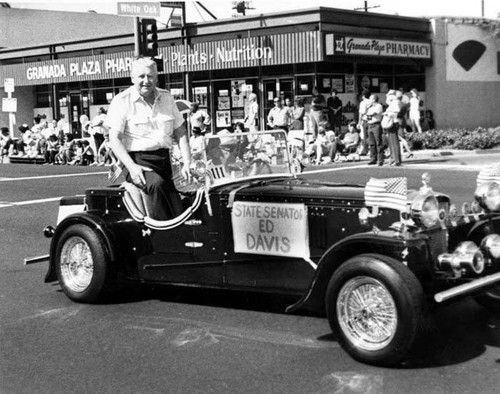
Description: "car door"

(137, 192), (225, 286)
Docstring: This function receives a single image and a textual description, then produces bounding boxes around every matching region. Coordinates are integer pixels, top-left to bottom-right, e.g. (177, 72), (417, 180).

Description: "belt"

(368, 122), (381, 125)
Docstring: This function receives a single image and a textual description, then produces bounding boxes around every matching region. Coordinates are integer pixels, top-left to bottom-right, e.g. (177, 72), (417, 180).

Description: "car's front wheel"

(55, 224), (115, 303)
(326, 254), (425, 366)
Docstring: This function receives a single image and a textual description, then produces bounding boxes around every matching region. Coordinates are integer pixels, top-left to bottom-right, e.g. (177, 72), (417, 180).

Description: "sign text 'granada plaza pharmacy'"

(26, 58), (133, 80)
(326, 34), (431, 59)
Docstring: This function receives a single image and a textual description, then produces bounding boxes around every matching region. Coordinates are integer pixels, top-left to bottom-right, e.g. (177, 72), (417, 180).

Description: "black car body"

(28, 131), (500, 366)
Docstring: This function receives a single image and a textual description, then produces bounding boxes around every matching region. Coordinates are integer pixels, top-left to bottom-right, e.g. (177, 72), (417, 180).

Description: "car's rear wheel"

(474, 284), (500, 313)
(55, 224), (115, 303)
(326, 254), (425, 366)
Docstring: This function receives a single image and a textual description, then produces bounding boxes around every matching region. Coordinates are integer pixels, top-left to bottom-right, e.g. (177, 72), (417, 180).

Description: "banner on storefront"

(326, 34), (431, 59)
(0, 31), (323, 87)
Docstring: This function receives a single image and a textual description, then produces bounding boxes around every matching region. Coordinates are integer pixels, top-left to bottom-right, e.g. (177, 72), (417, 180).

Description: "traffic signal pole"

(134, 17), (140, 57)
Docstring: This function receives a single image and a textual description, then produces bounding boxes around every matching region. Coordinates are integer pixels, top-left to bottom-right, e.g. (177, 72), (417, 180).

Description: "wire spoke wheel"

(337, 276), (397, 351)
(60, 236), (94, 293)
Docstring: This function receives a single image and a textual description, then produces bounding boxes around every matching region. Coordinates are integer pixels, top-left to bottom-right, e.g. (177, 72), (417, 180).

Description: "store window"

(394, 75), (425, 93)
(357, 75), (393, 94)
(35, 84), (51, 108)
(92, 88), (114, 105)
(318, 74), (347, 94)
(296, 75), (314, 96)
(213, 80), (231, 131)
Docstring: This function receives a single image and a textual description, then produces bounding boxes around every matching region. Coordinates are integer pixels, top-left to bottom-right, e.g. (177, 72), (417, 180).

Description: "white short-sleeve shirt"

(104, 86), (185, 152)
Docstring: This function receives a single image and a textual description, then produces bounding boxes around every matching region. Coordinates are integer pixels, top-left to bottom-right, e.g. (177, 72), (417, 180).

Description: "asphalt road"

(2, 155), (500, 394)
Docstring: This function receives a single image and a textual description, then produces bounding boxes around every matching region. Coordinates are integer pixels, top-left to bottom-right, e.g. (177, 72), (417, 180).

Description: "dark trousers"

(387, 125), (402, 165)
(93, 133), (105, 152)
(367, 123), (384, 164)
(127, 149), (183, 220)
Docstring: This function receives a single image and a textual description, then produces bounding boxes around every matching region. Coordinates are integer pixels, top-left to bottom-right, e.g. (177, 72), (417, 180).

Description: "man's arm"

(108, 128), (151, 188)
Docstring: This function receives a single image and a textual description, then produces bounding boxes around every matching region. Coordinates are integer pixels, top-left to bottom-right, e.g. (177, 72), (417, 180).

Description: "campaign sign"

(231, 201), (310, 260)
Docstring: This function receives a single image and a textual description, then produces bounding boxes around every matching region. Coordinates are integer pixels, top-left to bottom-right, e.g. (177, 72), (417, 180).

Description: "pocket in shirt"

(129, 115), (152, 136)
(155, 114), (174, 135)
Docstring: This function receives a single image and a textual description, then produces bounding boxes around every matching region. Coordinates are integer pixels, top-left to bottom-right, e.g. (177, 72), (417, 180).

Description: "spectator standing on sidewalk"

(189, 103), (211, 134)
(267, 98), (290, 132)
(244, 93), (259, 132)
(79, 110), (90, 136)
(289, 97), (305, 131)
(57, 113), (69, 135)
(90, 107), (107, 154)
(365, 94), (384, 166)
(356, 89), (371, 155)
(409, 89), (423, 133)
(309, 86), (326, 139)
(327, 89), (343, 135)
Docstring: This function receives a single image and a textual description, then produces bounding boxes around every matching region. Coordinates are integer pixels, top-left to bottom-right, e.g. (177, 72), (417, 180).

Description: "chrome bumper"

(434, 271), (500, 303)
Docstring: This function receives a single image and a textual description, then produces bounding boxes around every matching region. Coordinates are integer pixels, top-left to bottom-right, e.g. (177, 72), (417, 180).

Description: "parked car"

(27, 131), (500, 366)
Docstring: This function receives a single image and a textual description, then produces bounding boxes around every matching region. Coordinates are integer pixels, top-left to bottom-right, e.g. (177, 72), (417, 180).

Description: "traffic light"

(141, 18), (158, 57)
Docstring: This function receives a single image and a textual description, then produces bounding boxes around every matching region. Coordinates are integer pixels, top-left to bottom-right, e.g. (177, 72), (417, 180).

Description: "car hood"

(215, 176), (366, 205)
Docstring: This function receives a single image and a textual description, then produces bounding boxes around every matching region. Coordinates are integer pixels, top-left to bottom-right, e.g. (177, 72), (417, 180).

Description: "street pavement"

(2, 153), (500, 394)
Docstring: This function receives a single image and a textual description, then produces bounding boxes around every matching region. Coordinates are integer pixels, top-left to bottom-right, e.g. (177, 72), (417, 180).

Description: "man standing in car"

(105, 57), (191, 220)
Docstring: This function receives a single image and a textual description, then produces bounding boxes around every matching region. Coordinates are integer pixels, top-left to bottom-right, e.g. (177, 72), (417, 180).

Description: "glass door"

(262, 78), (294, 129)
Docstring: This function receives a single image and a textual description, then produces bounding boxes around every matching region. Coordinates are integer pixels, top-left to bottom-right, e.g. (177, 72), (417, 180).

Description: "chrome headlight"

(411, 194), (439, 227)
(481, 234), (500, 260)
(438, 241), (485, 275)
(475, 182), (500, 212)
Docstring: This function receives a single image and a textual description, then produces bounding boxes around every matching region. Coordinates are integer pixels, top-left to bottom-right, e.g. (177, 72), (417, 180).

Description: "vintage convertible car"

(27, 131), (500, 366)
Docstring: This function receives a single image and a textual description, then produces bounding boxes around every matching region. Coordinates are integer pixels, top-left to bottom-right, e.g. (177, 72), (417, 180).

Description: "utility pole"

(354, 1), (380, 12)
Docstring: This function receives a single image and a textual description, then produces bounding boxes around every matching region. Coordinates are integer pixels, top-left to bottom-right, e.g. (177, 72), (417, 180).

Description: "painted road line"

(0, 172), (107, 182)
(0, 197), (62, 208)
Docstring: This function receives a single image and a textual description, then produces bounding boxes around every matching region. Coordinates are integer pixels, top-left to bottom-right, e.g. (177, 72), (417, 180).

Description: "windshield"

(172, 130), (294, 192)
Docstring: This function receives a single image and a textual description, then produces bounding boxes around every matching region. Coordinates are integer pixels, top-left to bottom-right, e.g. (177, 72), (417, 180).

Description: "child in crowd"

(55, 134), (75, 164)
(81, 140), (94, 165)
(69, 140), (84, 165)
(44, 134), (59, 164)
(302, 122), (335, 165)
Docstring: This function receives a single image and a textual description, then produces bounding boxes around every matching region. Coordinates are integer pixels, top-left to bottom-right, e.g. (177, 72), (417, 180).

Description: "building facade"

(0, 6), (498, 136)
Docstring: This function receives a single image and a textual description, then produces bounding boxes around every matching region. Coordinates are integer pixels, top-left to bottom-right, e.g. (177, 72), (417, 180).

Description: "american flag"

(108, 162), (122, 183)
(364, 177), (408, 212)
(477, 163), (500, 186)
(209, 165), (226, 179)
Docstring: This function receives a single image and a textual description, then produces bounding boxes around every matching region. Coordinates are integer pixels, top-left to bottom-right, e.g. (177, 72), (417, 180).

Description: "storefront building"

(2, 7), (495, 136)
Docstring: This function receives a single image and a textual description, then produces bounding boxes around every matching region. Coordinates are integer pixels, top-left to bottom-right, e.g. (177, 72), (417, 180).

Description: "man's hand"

(128, 163), (152, 190)
(181, 162), (192, 184)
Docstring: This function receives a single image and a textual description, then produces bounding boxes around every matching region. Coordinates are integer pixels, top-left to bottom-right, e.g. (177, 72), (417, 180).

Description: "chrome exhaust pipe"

(24, 254), (50, 265)
(434, 271), (500, 303)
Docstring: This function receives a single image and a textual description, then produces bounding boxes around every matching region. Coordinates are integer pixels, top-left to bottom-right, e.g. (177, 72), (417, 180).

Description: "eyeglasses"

(274, 100), (280, 103)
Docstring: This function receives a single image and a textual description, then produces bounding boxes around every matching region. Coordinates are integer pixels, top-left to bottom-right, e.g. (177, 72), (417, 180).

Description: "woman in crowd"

(289, 97), (305, 131)
(409, 88), (423, 133)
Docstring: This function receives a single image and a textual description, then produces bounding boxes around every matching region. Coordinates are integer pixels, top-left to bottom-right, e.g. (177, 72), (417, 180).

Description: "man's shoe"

(378, 163), (384, 166)
(368, 161), (377, 165)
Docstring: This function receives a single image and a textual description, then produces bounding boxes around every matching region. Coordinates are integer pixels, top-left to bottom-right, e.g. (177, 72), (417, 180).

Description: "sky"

(5, 0), (500, 21)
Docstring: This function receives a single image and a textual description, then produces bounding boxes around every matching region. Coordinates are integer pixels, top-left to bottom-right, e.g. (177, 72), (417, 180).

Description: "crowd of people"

(0, 110), (116, 166)
(1, 82), (433, 171)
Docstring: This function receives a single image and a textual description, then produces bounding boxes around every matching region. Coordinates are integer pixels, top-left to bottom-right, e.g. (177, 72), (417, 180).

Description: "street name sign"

(117, 2), (160, 17)
(4, 78), (14, 93)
